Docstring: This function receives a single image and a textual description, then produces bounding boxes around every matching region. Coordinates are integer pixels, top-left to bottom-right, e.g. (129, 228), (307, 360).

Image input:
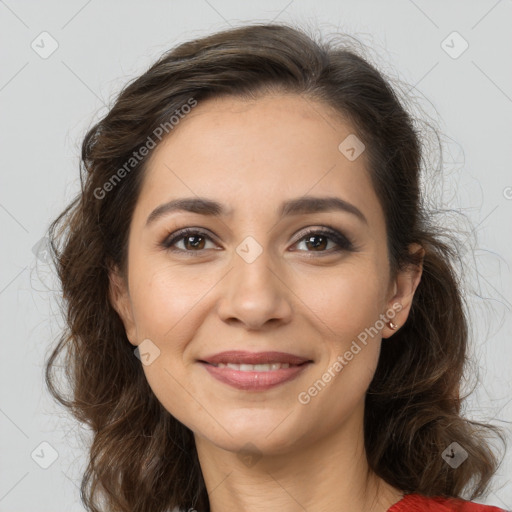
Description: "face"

(110, 93), (421, 456)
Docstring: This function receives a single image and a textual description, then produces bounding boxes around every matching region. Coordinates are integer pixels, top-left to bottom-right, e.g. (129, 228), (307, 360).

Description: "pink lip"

(200, 350), (310, 365)
(200, 361), (311, 391)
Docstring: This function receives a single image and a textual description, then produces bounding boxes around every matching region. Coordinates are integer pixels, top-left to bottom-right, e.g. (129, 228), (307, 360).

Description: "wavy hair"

(45, 22), (506, 512)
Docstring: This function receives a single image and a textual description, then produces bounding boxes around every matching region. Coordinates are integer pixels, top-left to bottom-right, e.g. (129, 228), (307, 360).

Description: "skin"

(109, 92), (424, 512)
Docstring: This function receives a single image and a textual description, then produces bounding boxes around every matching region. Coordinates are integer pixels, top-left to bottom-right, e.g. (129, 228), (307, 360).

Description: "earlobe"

(108, 265), (138, 345)
(382, 243), (424, 338)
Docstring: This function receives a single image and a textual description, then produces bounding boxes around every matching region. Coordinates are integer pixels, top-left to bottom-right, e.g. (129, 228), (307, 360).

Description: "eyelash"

(160, 226), (355, 257)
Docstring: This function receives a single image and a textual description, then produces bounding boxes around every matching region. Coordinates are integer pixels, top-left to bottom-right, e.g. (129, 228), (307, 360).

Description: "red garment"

(388, 493), (509, 511)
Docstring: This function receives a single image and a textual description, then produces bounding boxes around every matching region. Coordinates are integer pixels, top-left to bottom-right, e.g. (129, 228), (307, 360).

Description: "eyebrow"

(146, 196), (368, 226)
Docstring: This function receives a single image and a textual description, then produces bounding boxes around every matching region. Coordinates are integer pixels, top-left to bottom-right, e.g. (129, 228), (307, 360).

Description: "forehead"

(135, 93), (384, 227)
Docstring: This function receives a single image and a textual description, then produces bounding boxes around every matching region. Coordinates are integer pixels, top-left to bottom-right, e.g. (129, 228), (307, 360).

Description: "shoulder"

(388, 493), (509, 512)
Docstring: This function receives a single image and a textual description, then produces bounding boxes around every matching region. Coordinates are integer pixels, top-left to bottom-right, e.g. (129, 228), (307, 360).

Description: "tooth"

(253, 364), (271, 371)
(213, 362), (294, 371)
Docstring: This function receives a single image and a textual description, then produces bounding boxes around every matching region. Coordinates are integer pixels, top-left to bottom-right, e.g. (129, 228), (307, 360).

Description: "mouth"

(199, 350), (312, 366)
(198, 351), (313, 391)
(205, 361), (301, 371)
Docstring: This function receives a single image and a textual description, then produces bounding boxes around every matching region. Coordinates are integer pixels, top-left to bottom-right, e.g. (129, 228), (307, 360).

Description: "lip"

(198, 351), (313, 391)
(200, 362), (311, 390)
(199, 350), (311, 365)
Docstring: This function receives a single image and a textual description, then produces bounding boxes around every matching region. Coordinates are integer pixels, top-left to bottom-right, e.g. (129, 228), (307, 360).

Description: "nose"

(216, 247), (293, 331)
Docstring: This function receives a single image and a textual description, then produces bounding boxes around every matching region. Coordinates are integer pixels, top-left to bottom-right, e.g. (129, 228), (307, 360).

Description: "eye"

(291, 227), (355, 254)
(161, 228), (218, 254)
(160, 226), (355, 256)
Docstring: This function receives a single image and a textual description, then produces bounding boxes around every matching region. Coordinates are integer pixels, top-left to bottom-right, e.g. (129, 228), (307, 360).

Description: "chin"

(193, 407), (306, 455)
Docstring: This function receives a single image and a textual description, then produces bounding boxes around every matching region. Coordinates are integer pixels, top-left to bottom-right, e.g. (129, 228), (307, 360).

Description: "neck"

(193, 402), (403, 512)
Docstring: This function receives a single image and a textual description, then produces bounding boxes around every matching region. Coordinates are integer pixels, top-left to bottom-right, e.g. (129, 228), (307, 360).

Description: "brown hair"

(45, 22), (506, 512)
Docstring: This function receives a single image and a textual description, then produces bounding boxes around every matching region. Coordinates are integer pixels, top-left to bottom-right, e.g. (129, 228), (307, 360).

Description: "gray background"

(0, 1), (511, 510)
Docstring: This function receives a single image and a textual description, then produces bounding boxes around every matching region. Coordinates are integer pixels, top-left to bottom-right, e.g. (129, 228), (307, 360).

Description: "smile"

(199, 360), (311, 391)
(210, 362), (292, 371)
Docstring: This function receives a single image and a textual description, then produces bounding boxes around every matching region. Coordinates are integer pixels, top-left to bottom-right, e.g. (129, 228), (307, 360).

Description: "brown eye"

(303, 234), (329, 251)
(182, 234), (206, 250)
(292, 228), (354, 254)
(162, 228), (217, 253)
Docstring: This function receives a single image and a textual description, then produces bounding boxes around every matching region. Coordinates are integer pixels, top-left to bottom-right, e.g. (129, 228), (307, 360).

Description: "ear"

(108, 264), (138, 346)
(382, 243), (424, 339)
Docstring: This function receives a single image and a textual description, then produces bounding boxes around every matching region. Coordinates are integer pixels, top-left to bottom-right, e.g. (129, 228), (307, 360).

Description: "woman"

(45, 22), (508, 512)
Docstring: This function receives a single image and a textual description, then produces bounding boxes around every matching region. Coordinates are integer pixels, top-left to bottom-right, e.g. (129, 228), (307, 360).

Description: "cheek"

(127, 261), (211, 428)
(299, 262), (386, 341)
(128, 259), (212, 343)
(293, 268), (384, 411)
(300, 261), (387, 390)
